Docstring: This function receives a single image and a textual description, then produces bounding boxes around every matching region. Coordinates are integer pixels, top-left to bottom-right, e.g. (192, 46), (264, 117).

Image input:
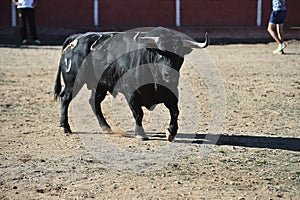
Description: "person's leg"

(27, 8), (39, 41)
(276, 24), (285, 43)
(267, 23), (282, 45)
(268, 10), (287, 54)
(18, 9), (28, 42)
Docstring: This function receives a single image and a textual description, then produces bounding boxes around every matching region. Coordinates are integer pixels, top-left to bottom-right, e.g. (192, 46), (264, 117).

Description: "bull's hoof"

(101, 126), (112, 133)
(166, 128), (176, 142)
(135, 130), (149, 141)
(64, 126), (72, 134)
(134, 126), (148, 141)
(135, 134), (149, 141)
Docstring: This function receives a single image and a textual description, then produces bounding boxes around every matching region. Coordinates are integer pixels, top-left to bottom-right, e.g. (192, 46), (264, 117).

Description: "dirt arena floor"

(0, 41), (299, 199)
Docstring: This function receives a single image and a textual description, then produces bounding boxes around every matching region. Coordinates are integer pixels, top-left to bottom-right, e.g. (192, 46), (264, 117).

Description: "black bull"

(54, 27), (209, 141)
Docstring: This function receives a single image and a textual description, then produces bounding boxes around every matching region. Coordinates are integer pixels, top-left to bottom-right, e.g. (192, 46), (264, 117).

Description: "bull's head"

(133, 28), (209, 84)
(134, 28), (209, 56)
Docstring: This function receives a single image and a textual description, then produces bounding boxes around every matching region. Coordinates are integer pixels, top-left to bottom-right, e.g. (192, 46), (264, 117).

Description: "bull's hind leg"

(60, 79), (84, 134)
(60, 88), (73, 133)
(164, 101), (179, 142)
(128, 101), (148, 141)
(93, 85), (111, 132)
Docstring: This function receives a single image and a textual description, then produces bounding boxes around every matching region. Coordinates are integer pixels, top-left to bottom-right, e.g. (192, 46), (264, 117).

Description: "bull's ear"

(134, 32), (158, 45)
(182, 47), (193, 55)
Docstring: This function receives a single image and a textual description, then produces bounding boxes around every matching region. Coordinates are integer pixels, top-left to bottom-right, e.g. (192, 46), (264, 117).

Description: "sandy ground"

(0, 41), (300, 199)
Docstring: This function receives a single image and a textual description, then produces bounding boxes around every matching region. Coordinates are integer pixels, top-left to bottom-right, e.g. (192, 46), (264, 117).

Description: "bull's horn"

(134, 32), (158, 45)
(183, 32), (209, 48)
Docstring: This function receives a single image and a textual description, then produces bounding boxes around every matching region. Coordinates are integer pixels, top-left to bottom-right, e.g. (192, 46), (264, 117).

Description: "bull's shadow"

(77, 131), (300, 152)
(172, 133), (300, 152)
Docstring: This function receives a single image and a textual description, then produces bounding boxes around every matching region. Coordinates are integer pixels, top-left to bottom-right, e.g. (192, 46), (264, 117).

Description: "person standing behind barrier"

(13, 0), (41, 45)
(267, 0), (287, 54)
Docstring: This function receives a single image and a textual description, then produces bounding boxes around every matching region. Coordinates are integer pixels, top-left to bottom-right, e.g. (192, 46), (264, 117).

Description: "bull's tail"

(54, 64), (62, 101)
(54, 34), (80, 100)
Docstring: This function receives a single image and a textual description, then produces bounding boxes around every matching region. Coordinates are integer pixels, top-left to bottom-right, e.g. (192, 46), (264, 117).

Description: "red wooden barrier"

(1, 0), (299, 29)
(99, 0), (175, 27)
(181, 0), (257, 26)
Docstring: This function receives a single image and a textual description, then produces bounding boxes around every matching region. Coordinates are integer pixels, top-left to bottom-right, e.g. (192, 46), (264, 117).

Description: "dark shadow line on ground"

(283, 52), (300, 55)
(77, 131), (100, 135)
(0, 44), (61, 50)
(175, 133), (300, 152)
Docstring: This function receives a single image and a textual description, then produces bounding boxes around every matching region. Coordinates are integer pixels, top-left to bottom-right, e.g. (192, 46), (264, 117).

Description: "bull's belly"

(130, 84), (177, 110)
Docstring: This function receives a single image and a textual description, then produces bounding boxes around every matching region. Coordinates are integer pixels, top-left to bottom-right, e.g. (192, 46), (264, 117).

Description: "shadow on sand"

(174, 133), (300, 152)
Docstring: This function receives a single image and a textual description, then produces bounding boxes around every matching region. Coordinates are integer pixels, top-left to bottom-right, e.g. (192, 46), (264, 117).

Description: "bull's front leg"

(164, 102), (179, 142)
(128, 101), (149, 141)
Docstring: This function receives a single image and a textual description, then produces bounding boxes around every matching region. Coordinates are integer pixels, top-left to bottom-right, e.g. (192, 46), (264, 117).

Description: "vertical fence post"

(11, 1), (17, 27)
(94, 0), (99, 27)
(176, 0), (180, 27)
(257, 0), (262, 27)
